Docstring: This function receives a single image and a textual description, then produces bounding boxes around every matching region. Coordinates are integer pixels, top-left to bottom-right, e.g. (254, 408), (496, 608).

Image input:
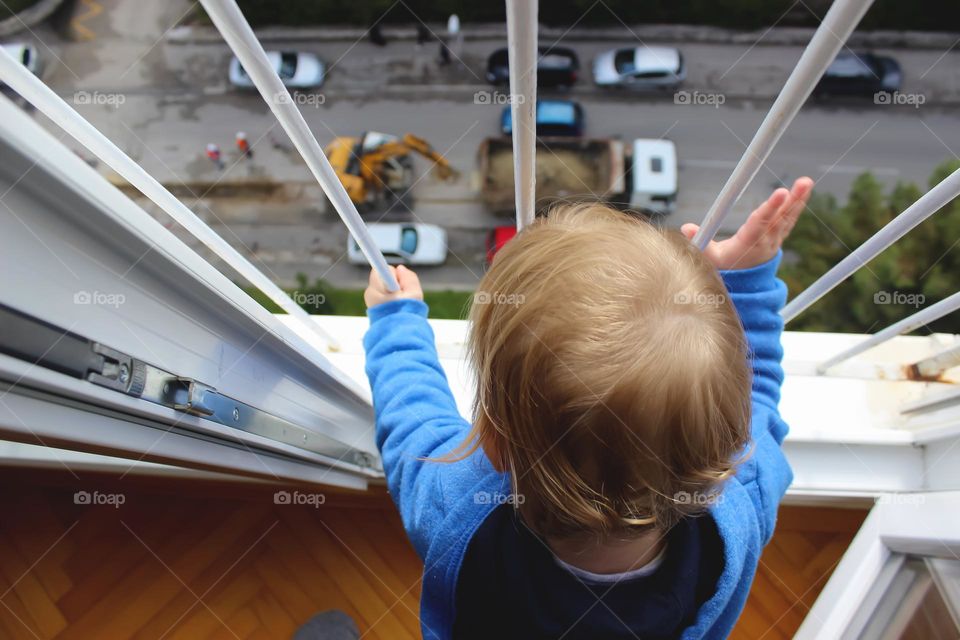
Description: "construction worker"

(205, 143), (223, 170)
(235, 131), (252, 159)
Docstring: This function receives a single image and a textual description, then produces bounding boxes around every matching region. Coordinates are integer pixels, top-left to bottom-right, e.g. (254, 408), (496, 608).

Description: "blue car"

(500, 100), (585, 137)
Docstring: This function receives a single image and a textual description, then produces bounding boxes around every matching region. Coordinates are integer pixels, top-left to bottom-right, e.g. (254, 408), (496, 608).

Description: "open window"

(0, 94), (381, 491)
(797, 492), (960, 639)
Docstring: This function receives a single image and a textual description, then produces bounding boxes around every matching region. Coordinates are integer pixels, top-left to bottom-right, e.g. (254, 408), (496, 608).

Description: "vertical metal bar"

(199, 0), (399, 291)
(782, 167), (960, 323)
(818, 291), (960, 373)
(0, 47), (342, 353)
(505, 0), (538, 229)
(692, 0), (874, 249)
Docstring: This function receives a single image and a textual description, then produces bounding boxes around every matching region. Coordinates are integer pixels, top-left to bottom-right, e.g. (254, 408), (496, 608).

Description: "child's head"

(467, 203), (752, 540)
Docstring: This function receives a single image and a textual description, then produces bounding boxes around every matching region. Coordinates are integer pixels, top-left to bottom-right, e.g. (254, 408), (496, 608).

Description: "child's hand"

(681, 177), (814, 270)
(364, 265), (424, 309)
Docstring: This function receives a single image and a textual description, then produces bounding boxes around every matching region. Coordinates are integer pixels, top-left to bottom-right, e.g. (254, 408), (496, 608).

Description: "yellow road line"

(70, 0), (103, 42)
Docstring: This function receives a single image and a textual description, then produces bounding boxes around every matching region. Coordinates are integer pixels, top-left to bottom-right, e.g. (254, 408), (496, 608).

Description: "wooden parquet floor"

(0, 469), (867, 639)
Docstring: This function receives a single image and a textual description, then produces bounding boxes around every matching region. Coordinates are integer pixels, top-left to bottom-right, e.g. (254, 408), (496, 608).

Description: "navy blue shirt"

(453, 505), (724, 639)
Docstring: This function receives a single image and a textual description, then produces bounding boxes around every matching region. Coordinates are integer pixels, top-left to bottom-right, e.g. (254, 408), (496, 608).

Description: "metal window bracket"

(0, 302), (379, 471)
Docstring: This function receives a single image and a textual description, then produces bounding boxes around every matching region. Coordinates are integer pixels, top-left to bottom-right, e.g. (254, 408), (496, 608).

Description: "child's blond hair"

(466, 203), (752, 539)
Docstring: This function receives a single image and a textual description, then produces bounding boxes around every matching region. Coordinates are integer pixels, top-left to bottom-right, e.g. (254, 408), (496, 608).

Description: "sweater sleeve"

(719, 252), (793, 544)
(362, 298), (474, 558)
(720, 251), (787, 442)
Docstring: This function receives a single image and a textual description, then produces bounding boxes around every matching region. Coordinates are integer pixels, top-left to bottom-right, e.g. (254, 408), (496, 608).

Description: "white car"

(629, 139), (678, 215)
(1, 42), (40, 76)
(229, 51), (325, 89)
(593, 46), (685, 89)
(348, 223), (448, 266)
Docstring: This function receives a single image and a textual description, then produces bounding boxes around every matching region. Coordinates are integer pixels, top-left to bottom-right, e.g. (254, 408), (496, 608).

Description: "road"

(11, 0), (960, 289)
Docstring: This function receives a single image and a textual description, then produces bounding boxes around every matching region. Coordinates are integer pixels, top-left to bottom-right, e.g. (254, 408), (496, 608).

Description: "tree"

(781, 159), (960, 334)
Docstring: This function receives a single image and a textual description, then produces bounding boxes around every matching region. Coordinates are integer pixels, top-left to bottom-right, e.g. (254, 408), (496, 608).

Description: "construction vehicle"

(325, 132), (459, 210)
(478, 136), (625, 214)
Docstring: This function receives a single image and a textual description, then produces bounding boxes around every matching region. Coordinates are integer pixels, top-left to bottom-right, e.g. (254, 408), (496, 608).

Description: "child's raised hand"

(681, 177), (814, 270)
(364, 265), (424, 309)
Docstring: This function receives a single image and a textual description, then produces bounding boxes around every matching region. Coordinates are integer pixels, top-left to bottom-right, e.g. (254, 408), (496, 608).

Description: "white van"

(629, 139), (677, 215)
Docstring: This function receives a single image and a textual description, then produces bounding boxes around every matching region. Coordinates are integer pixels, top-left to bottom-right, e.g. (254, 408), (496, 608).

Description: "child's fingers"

(738, 188), (788, 246)
(368, 266), (397, 292)
(776, 177), (814, 239)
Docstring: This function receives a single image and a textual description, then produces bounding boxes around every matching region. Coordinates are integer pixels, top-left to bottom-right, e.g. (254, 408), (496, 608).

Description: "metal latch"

(163, 377), (217, 417)
(87, 343), (146, 396)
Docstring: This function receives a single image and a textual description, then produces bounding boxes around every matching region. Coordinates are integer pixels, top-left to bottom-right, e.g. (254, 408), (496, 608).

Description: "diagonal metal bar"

(782, 167), (960, 323)
(199, 0), (399, 291)
(0, 47), (342, 352)
(692, 0), (874, 249)
(818, 291), (960, 373)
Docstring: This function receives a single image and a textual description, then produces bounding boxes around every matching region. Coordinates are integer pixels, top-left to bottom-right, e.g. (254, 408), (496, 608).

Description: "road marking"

(70, 0), (103, 42)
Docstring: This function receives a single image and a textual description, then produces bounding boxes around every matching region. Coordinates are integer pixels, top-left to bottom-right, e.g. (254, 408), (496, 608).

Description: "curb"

(0, 0), (64, 37)
(167, 22), (960, 51)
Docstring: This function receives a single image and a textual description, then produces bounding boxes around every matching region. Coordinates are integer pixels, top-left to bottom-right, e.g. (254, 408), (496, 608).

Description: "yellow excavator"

(325, 132), (459, 209)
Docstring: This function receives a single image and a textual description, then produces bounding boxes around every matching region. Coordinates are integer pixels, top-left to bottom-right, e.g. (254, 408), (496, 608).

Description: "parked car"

(229, 51), (325, 89)
(592, 46), (685, 89)
(347, 223), (447, 266)
(500, 99), (585, 136)
(486, 225), (517, 265)
(1, 43), (40, 76)
(629, 139), (678, 215)
(812, 52), (901, 98)
(486, 46), (579, 88)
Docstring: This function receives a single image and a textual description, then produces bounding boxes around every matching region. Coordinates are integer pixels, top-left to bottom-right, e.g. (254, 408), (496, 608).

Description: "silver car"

(348, 223), (448, 266)
(593, 46), (685, 89)
(229, 50), (325, 89)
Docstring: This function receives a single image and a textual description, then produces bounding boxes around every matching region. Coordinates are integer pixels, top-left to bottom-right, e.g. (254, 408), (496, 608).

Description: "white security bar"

(199, 0), (399, 292)
(909, 343), (960, 381)
(782, 166), (960, 323)
(0, 47), (341, 352)
(692, 0), (874, 249)
(818, 291), (960, 373)
(505, 0), (538, 229)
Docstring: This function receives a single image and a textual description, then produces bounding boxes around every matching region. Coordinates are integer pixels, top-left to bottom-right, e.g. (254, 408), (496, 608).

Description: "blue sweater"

(363, 253), (793, 639)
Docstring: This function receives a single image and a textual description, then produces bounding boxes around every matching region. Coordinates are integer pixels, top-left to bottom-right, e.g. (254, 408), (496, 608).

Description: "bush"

(243, 273), (473, 320)
(224, 0), (959, 31)
(781, 159), (960, 334)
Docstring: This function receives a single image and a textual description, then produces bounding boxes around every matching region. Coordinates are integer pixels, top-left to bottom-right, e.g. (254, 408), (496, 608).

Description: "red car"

(486, 225), (517, 266)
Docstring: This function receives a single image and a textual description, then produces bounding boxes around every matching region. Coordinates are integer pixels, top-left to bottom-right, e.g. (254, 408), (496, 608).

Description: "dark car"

(500, 100), (585, 136)
(486, 46), (580, 88)
(813, 52), (901, 98)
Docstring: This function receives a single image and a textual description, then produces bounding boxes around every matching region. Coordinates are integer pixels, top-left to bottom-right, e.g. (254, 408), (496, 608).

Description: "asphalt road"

(13, 0), (960, 289)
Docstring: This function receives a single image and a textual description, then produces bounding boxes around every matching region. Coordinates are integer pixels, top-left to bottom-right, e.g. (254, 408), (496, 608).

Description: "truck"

(477, 136), (626, 214)
(628, 138), (678, 216)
